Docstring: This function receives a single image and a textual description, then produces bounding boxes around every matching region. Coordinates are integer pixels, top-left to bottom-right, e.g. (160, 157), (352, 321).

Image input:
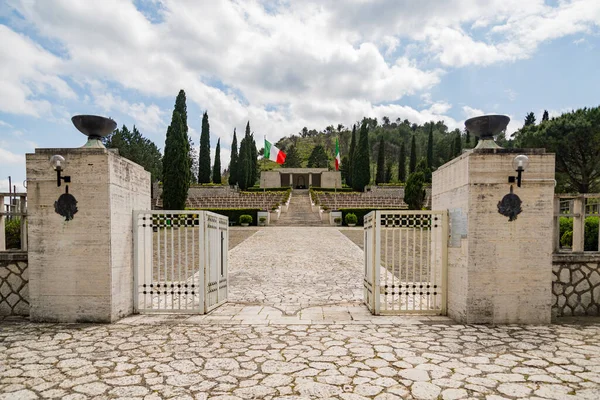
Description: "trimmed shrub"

(560, 231), (573, 248)
(345, 213), (358, 225)
(339, 208), (397, 226)
(187, 208), (261, 226)
(239, 214), (252, 225)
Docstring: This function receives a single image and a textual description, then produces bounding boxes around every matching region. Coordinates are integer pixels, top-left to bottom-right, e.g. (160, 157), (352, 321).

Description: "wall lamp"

(49, 155), (71, 187)
(508, 154), (529, 187)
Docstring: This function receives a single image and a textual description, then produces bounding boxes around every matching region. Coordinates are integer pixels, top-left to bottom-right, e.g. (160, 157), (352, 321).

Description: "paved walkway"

(2, 227), (600, 399)
(1, 319), (600, 399)
(228, 227), (363, 313)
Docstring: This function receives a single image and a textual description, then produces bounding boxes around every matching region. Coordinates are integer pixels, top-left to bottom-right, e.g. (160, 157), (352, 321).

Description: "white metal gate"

(364, 210), (448, 315)
(133, 210), (228, 313)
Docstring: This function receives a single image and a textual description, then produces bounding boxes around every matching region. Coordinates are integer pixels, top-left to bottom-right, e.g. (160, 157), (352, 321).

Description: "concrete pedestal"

(26, 148), (150, 322)
(432, 148), (555, 324)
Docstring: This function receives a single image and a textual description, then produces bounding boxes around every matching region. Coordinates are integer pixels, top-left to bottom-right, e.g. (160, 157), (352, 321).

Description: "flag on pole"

(335, 137), (341, 171)
(264, 139), (286, 164)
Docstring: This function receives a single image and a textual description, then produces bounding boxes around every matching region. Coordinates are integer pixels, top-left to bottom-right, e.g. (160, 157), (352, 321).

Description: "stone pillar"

(432, 148), (555, 324)
(26, 148), (150, 322)
(308, 173), (312, 186)
(290, 173), (294, 188)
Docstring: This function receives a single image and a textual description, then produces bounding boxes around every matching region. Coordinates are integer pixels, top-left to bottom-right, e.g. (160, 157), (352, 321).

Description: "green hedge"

(244, 187), (290, 192)
(311, 187), (356, 193)
(187, 208), (262, 226)
(559, 216), (599, 251)
(4, 218), (21, 249)
(339, 208), (398, 226)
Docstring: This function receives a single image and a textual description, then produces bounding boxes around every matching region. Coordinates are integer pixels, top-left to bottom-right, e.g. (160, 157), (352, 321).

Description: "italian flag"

(335, 137), (341, 171)
(264, 139), (286, 164)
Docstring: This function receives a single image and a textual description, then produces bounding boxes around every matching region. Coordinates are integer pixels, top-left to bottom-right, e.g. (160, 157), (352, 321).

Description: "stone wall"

(0, 252), (28, 316)
(552, 254), (600, 317)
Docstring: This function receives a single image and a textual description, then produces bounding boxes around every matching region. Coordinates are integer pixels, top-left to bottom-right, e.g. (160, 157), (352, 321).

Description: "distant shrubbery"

(4, 218), (21, 249)
(559, 216), (599, 251)
(187, 208), (261, 226)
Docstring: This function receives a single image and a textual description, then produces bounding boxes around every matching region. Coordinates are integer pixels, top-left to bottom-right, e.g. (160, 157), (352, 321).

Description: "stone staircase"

(274, 190), (325, 226)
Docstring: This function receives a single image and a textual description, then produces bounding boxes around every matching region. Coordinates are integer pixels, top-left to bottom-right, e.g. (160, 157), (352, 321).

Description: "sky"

(1, 0), (599, 194)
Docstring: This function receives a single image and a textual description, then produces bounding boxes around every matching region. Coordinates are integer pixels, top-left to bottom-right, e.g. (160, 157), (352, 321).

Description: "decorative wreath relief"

(54, 186), (78, 221)
(497, 185), (522, 222)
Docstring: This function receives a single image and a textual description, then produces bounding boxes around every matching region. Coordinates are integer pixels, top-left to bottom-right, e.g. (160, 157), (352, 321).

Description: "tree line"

(105, 89), (600, 209)
(162, 90), (261, 208)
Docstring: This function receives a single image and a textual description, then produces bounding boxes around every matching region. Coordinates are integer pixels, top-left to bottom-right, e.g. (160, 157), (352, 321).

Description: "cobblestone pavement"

(1, 320), (600, 399)
(2, 227), (600, 399)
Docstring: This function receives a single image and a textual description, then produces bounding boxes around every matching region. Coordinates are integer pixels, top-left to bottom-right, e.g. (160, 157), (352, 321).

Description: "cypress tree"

(212, 138), (221, 184)
(162, 112), (189, 209)
(228, 128), (238, 185)
(164, 90), (189, 181)
(198, 111), (212, 183)
(173, 90), (196, 183)
(250, 133), (258, 186)
(174, 90), (188, 136)
(465, 128), (471, 147)
(385, 163), (392, 183)
(427, 124), (433, 170)
(375, 136), (385, 185)
(340, 155), (350, 183)
(352, 121), (370, 191)
(237, 136), (251, 190)
(398, 142), (406, 182)
(409, 135), (417, 174)
(347, 124), (357, 187)
(542, 110), (549, 122)
(454, 132), (462, 157)
(404, 171), (426, 210)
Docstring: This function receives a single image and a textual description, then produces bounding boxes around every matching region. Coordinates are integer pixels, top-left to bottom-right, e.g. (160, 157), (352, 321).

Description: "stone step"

(274, 190), (325, 226)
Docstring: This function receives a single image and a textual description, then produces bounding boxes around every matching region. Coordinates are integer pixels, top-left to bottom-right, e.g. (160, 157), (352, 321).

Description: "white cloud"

(0, 25), (75, 117)
(1, 0), (599, 154)
(0, 120), (12, 128)
(462, 106), (485, 119)
(0, 178), (26, 196)
(93, 92), (166, 135)
(0, 147), (24, 164)
(428, 102), (452, 115)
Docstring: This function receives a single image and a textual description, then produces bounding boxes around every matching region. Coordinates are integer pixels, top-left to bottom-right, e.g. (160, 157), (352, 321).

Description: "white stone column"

(26, 148), (150, 322)
(308, 173), (312, 187)
(432, 148), (555, 324)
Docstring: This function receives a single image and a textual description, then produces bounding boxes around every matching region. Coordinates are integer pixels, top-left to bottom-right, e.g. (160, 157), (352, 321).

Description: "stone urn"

(71, 115), (117, 148)
(464, 115), (510, 149)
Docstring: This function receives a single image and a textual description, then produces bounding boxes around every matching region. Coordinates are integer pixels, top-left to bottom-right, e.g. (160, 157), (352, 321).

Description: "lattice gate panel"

(364, 210), (448, 315)
(133, 211), (228, 314)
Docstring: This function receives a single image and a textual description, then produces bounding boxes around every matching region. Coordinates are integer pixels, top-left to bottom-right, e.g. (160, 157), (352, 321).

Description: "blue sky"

(1, 0), (599, 193)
